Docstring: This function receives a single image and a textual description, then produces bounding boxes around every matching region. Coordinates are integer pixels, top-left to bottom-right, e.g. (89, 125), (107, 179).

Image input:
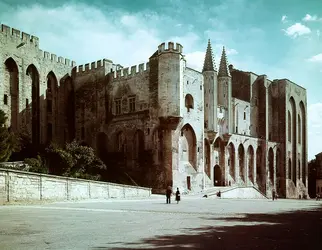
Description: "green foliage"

(0, 110), (20, 162)
(45, 140), (106, 180)
(24, 155), (48, 174)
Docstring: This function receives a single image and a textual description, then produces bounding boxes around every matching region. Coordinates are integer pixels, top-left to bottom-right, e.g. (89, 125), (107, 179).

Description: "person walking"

(175, 188), (181, 204)
(272, 189), (276, 201)
(166, 186), (172, 204)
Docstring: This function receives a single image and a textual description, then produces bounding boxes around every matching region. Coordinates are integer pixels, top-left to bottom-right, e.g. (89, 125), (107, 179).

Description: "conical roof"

(202, 39), (216, 72)
(218, 46), (231, 77)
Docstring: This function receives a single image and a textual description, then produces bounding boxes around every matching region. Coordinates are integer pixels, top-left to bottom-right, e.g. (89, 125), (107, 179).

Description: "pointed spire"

(218, 46), (231, 77)
(202, 39), (216, 72)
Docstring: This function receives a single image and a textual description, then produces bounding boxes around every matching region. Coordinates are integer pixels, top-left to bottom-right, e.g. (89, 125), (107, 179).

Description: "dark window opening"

(185, 94), (194, 112)
(129, 97), (136, 112)
(3, 94), (8, 105)
(115, 99), (121, 115)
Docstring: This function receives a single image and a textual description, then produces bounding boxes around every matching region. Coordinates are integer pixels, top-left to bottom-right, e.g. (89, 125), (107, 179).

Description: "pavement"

(0, 195), (321, 250)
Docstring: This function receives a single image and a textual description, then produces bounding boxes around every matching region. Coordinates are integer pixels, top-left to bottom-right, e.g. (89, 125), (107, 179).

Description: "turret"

(218, 46), (233, 134)
(156, 42), (184, 118)
(202, 39), (218, 131)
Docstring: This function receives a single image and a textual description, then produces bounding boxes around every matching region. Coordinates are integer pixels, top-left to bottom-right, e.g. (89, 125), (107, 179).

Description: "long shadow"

(93, 204), (322, 250)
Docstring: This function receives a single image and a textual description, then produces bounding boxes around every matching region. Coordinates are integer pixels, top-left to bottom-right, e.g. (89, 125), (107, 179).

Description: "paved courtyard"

(0, 195), (321, 250)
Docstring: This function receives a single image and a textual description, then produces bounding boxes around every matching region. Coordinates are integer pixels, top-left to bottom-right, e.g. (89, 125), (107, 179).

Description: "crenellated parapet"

(112, 62), (150, 79)
(39, 50), (76, 67)
(1, 23), (39, 46)
(72, 58), (113, 76)
(1, 24), (76, 68)
(158, 41), (183, 54)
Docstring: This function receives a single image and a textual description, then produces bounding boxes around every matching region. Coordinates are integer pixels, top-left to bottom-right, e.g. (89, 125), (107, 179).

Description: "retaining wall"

(0, 168), (151, 204)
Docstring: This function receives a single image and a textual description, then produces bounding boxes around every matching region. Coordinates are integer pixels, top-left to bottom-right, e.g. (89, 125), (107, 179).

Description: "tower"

(157, 42), (184, 118)
(202, 39), (218, 132)
(218, 47), (233, 134)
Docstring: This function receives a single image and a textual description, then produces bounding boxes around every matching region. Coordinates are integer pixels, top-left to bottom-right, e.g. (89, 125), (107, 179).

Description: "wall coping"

(0, 168), (151, 191)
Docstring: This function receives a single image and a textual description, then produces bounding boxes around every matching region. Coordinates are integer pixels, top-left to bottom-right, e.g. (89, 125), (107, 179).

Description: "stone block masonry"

(0, 168), (151, 204)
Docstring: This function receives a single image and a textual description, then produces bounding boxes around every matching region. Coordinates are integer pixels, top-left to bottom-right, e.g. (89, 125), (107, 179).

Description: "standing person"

(175, 188), (181, 204)
(166, 186), (172, 204)
(272, 189), (276, 201)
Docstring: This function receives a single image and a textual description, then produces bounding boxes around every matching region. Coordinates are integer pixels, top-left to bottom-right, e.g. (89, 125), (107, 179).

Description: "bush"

(0, 110), (20, 162)
(24, 155), (48, 174)
(45, 140), (106, 180)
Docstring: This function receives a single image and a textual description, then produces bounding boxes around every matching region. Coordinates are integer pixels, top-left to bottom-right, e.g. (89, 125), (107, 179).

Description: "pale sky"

(1, 0), (322, 160)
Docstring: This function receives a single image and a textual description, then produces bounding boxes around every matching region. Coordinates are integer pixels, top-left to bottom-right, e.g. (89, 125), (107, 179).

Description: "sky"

(0, 0), (321, 160)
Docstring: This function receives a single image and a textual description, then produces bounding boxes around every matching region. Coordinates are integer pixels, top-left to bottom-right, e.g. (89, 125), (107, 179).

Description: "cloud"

(302, 14), (321, 22)
(283, 23), (311, 38)
(281, 15), (288, 23)
(307, 53), (322, 63)
(0, 3), (203, 67)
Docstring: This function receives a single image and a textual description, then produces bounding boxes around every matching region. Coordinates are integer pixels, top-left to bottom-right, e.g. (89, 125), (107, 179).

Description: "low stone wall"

(0, 168), (151, 204)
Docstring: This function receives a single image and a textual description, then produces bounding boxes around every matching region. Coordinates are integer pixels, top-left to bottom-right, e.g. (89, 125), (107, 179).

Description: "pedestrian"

(272, 189), (276, 201)
(316, 194), (320, 201)
(166, 186), (172, 204)
(175, 188), (181, 204)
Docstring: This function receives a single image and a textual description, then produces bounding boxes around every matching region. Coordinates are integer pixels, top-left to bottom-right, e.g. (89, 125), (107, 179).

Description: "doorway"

(214, 165), (222, 186)
(187, 176), (191, 190)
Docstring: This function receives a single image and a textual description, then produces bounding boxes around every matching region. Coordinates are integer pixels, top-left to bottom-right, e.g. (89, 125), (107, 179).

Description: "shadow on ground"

(93, 204), (322, 250)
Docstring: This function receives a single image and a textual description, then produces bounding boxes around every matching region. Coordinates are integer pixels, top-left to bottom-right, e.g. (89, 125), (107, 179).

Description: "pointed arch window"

(185, 94), (194, 112)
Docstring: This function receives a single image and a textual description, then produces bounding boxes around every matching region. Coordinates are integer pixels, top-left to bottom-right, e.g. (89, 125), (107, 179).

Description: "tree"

(0, 110), (19, 162)
(45, 140), (106, 180)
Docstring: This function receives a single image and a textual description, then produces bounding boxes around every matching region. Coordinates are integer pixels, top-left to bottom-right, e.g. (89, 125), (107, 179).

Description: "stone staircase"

(198, 186), (268, 199)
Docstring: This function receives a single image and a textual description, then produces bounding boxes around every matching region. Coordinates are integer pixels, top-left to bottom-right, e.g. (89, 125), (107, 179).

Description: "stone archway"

(268, 147), (274, 187)
(180, 124), (197, 170)
(299, 101), (306, 186)
(213, 165), (222, 186)
(26, 64), (40, 145)
(214, 137), (225, 180)
(227, 142), (235, 181)
(64, 76), (75, 141)
(238, 144), (245, 183)
(96, 132), (108, 161)
(247, 145), (254, 184)
(46, 71), (58, 143)
(4, 57), (19, 132)
(256, 146), (266, 193)
(115, 131), (126, 153)
(204, 139), (211, 178)
(289, 96), (297, 186)
(133, 129), (145, 160)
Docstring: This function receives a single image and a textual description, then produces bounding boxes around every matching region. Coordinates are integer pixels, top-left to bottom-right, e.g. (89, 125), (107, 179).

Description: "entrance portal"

(187, 176), (191, 190)
(214, 165), (222, 186)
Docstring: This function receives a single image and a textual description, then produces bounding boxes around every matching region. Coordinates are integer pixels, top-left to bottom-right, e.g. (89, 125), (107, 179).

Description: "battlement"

(1, 23), (39, 46)
(113, 62), (150, 79)
(158, 42), (183, 54)
(39, 50), (76, 67)
(73, 59), (113, 75)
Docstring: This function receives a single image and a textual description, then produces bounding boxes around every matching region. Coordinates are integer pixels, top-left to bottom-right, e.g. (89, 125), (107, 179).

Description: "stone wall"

(0, 168), (151, 204)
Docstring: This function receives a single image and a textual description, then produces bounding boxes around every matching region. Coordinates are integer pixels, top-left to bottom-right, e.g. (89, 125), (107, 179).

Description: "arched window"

(288, 111), (291, 142)
(298, 114), (301, 143)
(185, 94), (194, 112)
